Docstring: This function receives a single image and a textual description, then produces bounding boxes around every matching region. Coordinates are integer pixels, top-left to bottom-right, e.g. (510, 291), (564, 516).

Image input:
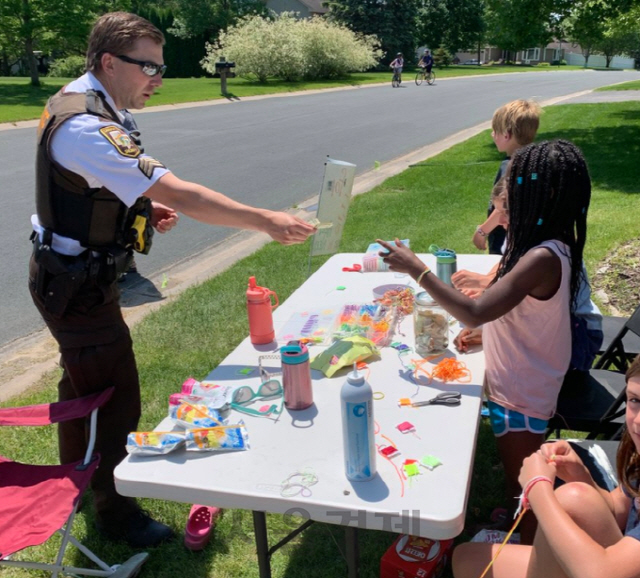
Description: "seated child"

(453, 354), (640, 578)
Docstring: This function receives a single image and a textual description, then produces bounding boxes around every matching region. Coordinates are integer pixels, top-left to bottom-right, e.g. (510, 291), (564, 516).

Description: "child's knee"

(555, 482), (601, 519)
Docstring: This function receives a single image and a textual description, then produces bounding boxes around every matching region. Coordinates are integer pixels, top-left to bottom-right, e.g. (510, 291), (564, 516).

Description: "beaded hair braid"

(494, 140), (591, 307)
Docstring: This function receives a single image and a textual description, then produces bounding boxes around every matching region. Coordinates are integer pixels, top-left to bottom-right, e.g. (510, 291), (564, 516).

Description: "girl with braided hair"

(453, 354), (640, 578)
(378, 140), (591, 543)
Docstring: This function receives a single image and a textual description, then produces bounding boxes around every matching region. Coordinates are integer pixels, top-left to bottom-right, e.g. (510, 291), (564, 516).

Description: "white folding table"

(115, 253), (500, 577)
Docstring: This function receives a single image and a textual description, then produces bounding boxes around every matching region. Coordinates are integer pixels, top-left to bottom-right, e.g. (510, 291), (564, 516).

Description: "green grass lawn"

(0, 64), (586, 124)
(597, 79), (640, 91)
(1, 100), (638, 577)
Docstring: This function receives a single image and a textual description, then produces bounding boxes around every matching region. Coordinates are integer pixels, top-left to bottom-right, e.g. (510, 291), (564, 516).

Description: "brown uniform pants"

(29, 252), (141, 526)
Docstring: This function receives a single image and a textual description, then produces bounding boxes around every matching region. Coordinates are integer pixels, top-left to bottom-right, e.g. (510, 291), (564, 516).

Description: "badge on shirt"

(99, 125), (141, 158)
(138, 157), (166, 179)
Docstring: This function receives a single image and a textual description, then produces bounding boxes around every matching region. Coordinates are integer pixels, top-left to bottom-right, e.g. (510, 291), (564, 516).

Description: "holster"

(32, 236), (89, 319)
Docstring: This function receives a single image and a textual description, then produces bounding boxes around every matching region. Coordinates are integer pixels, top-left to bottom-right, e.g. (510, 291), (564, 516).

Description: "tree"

(484, 0), (555, 54)
(418, 0), (486, 54)
(162, 0), (267, 41)
(325, 0), (420, 63)
(0, 0), (110, 85)
(594, 11), (640, 67)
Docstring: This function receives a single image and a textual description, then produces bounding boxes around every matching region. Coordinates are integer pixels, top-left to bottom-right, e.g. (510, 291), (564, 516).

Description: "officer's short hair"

(86, 12), (165, 73)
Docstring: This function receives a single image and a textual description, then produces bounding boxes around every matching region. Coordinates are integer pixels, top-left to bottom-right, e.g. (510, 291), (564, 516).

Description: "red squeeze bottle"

(246, 276), (279, 345)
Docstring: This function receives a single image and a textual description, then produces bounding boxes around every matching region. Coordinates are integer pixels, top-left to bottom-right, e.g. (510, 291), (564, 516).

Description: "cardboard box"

(380, 535), (454, 578)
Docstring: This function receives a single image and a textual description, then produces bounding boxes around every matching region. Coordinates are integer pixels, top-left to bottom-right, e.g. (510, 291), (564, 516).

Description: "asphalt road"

(1, 69), (637, 347)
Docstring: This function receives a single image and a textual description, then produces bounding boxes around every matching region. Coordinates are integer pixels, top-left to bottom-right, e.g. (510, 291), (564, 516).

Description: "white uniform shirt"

(31, 72), (170, 255)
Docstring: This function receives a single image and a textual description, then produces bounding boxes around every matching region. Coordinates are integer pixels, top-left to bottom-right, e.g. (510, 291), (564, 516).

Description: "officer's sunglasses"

(115, 54), (167, 77)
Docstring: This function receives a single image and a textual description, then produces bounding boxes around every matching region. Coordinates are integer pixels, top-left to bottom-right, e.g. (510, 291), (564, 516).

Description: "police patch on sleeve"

(99, 125), (141, 158)
(138, 157), (166, 179)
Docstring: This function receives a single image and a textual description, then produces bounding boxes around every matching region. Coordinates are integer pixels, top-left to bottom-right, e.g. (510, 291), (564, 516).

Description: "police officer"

(30, 11), (315, 548)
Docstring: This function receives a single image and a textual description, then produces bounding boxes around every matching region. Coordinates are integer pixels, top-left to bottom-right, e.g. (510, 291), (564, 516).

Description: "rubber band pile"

(280, 468), (319, 498)
(332, 303), (395, 346)
(374, 287), (415, 317)
(413, 357), (471, 385)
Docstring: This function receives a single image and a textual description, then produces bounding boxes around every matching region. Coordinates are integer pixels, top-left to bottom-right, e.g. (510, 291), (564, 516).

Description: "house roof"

(298, 0), (328, 13)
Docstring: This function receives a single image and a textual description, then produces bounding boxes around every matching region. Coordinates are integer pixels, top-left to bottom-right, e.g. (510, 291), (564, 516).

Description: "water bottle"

(246, 276), (279, 345)
(281, 340), (313, 410)
(430, 245), (457, 286)
(340, 365), (377, 481)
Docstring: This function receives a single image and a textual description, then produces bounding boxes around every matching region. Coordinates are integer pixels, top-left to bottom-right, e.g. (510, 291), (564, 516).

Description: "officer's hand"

(151, 202), (179, 233)
(265, 212), (316, 245)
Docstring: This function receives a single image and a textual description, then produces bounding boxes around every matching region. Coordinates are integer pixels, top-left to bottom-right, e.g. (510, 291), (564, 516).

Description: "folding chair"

(0, 388), (148, 578)
(596, 304), (640, 372)
(547, 368), (627, 439)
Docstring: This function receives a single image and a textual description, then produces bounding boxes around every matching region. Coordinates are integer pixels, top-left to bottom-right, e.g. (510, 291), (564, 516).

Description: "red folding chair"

(0, 388), (148, 577)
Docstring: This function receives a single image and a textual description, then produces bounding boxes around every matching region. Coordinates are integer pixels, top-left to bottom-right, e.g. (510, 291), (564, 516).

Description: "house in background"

(264, 0), (328, 17)
(456, 40), (635, 68)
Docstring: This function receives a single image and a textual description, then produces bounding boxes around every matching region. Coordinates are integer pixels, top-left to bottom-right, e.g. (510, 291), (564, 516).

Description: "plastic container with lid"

(413, 291), (450, 356)
(429, 245), (457, 286)
(281, 340), (313, 410)
(246, 276), (279, 345)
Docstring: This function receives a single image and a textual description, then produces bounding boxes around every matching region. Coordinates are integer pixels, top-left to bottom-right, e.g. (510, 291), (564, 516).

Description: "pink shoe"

(184, 505), (221, 551)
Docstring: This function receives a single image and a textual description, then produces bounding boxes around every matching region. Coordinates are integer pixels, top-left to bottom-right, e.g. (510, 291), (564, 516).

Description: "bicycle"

(391, 70), (402, 88)
(415, 68), (436, 86)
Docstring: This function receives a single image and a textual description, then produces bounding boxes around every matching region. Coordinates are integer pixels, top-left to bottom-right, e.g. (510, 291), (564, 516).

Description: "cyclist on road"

(419, 49), (434, 74)
(390, 53), (404, 83)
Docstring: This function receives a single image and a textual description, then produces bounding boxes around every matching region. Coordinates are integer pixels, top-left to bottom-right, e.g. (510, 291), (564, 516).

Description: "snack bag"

(176, 380), (233, 416)
(185, 424), (250, 452)
(126, 431), (185, 455)
(169, 396), (225, 429)
(310, 336), (379, 378)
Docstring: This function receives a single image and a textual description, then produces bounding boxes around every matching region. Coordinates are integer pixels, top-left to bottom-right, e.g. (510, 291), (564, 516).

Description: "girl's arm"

(377, 239), (562, 328)
(521, 451), (636, 578)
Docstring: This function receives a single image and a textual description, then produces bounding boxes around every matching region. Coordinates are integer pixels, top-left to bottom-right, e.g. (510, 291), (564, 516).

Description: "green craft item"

(310, 336), (379, 378)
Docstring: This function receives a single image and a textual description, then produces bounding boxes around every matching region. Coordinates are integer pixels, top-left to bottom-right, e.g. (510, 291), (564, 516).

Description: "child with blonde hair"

(479, 99), (541, 254)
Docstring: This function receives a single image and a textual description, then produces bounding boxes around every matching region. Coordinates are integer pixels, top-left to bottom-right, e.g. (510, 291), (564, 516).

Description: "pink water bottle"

(246, 276), (279, 345)
(281, 340), (313, 410)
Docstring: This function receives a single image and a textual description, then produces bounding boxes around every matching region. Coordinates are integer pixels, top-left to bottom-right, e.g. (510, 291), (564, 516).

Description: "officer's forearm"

(146, 173), (271, 232)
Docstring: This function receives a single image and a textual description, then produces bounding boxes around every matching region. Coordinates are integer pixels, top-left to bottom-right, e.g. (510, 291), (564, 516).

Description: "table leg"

(345, 526), (359, 578)
(252, 511), (271, 578)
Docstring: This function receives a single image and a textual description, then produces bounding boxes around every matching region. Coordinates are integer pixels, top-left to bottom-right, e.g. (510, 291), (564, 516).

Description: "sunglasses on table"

(230, 379), (283, 418)
(115, 54), (167, 77)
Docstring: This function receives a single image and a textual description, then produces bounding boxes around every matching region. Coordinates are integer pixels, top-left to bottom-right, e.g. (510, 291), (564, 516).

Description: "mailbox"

(213, 59), (236, 78)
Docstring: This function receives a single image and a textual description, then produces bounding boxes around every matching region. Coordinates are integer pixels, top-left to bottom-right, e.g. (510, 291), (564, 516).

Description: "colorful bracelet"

(475, 226), (487, 237)
(416, 267), (431, 285)
(523, 475), (553, 505)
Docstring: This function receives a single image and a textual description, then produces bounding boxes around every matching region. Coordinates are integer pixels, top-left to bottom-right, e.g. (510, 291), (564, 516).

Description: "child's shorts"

(487, 400), (548, 437)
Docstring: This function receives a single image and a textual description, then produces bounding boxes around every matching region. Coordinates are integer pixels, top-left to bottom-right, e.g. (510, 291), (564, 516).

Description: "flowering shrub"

(201, 13), (382, 82)
(48, 55), (86, 78)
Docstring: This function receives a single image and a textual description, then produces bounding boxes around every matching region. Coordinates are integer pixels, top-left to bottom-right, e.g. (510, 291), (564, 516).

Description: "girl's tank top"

(483, 240), (572, 420)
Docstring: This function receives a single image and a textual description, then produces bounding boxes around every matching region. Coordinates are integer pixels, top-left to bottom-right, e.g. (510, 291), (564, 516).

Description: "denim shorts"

(487, 400), (548, 437)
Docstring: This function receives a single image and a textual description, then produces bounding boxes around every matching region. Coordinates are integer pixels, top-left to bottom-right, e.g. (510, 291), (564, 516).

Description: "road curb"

(0, 86), (612, 402)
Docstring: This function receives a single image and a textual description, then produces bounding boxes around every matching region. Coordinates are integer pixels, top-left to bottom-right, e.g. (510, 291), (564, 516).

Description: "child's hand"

(376, 238), (425, 277)
(454, 328), (482, 352)
(539, 441), (588, 483)
(519, 450), (556, 489)
(451, 270), (489, 291)
(460, 287), (483, 299)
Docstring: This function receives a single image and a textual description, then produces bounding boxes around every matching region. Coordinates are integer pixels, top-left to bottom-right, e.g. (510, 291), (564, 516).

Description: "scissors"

(411, 391), (461, 408)
(342, 264), (362, 272)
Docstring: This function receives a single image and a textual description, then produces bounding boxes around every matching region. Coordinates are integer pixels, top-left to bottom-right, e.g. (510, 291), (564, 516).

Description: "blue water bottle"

(340, 365), (377, 481)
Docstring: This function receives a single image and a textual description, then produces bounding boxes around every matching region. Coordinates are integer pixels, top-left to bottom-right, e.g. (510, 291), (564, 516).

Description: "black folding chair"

(596, 304), (640, 372)
(547, 305), (640, 439)
(548, 368), (627, 439)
